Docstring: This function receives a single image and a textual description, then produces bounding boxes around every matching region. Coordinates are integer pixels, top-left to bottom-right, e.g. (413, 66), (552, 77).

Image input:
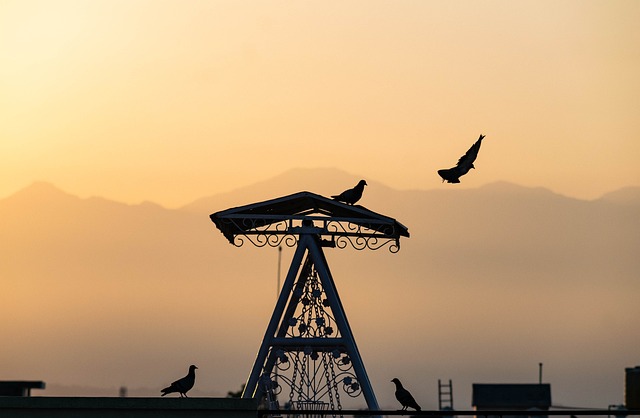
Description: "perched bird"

(391, 378), (421, 411)
(331, 180), (367, 205)
(161, 365), (198, 397)
(438, 134), (485, 183)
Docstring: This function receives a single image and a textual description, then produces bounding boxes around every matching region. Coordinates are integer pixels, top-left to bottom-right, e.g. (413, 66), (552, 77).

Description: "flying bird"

(391, 378), (421, 411)
(438, 134), (485, 183)
(161, 365), (198, 397)
(331, 180), (367, 205)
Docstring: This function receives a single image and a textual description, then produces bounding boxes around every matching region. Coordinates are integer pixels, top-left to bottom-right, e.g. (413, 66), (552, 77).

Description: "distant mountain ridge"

(180, 168), (638, 213)
(1, 180), (164, 209)
(3, 170), (638, 212)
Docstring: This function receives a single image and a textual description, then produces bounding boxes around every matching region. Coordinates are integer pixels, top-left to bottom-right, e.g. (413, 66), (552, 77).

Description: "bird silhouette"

(161, 365), (198, 397)
(391, 378), (421, 411)
(438, 134), (485, 183)
(331, 180), (367, 205)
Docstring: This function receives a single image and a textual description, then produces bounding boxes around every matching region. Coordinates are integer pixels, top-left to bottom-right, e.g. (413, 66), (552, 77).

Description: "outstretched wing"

(455, 134), (485, 173)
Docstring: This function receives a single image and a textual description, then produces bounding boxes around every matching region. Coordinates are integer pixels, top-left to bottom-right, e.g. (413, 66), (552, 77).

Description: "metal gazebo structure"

(210, 191), (409, 414)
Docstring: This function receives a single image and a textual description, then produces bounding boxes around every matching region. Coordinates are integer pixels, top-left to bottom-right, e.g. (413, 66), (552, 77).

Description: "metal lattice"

(209, 192), (409, 416)
(260, 264), (362, 414)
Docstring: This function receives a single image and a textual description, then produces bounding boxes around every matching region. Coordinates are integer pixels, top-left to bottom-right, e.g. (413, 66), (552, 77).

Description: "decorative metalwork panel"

(263, 348), (361, 411)
(259, 266), (362, 414)
(220, 218), (299, 249)
(214, 215), (402, 252)
(287, 265), (339, 339)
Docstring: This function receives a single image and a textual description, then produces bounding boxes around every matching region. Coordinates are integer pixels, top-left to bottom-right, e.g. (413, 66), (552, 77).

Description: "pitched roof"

(472, 384), (552, 409)
(210, 191), (409, 249)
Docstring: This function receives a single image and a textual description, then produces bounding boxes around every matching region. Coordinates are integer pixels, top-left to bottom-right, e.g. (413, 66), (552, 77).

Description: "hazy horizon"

(2, 168), (637, 409)
(3, 169), (640, 211)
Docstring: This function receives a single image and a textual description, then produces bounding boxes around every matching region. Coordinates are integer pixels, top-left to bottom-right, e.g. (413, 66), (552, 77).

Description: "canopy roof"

(210, 191), (409, 251)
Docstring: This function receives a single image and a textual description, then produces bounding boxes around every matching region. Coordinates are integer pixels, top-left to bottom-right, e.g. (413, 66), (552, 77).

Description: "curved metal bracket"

(210, 192), (408, 253)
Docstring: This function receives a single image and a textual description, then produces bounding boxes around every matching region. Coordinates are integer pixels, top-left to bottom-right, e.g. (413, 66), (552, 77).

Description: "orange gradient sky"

(1, 0), (639, 207)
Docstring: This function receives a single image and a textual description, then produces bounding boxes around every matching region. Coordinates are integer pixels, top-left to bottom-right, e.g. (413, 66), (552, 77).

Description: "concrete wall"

(0, 397), (258, 418)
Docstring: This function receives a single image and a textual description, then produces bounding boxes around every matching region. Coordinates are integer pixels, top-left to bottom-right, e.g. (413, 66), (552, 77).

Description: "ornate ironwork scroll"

(210, 191), (408, 253)
(215, 215), (402, 252)
(259, 265), (362, 414)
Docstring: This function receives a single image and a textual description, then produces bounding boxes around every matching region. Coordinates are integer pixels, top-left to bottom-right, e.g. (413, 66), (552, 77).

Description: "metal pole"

(539, 362), (543, 384)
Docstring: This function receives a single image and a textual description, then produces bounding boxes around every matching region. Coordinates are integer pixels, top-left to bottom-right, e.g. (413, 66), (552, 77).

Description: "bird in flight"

(331, 180), (367, 205)
(161, 365), (198, 397)
(391, 378), (422, 411)
(438, 134), (485, 183)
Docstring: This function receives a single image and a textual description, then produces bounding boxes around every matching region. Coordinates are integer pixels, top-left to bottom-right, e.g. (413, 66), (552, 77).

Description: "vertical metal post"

(539, 363), (543, 384)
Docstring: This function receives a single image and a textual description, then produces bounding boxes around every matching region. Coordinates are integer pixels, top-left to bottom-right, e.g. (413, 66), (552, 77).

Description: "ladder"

(438, 379), (454, 410)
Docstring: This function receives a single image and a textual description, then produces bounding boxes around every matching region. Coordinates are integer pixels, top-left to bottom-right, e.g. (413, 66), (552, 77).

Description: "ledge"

(0, 397), (258, 418)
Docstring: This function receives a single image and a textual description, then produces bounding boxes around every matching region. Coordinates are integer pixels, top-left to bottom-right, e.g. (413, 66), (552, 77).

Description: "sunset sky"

(1, 1), (639, 409)
(1, 0), (639, 207)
